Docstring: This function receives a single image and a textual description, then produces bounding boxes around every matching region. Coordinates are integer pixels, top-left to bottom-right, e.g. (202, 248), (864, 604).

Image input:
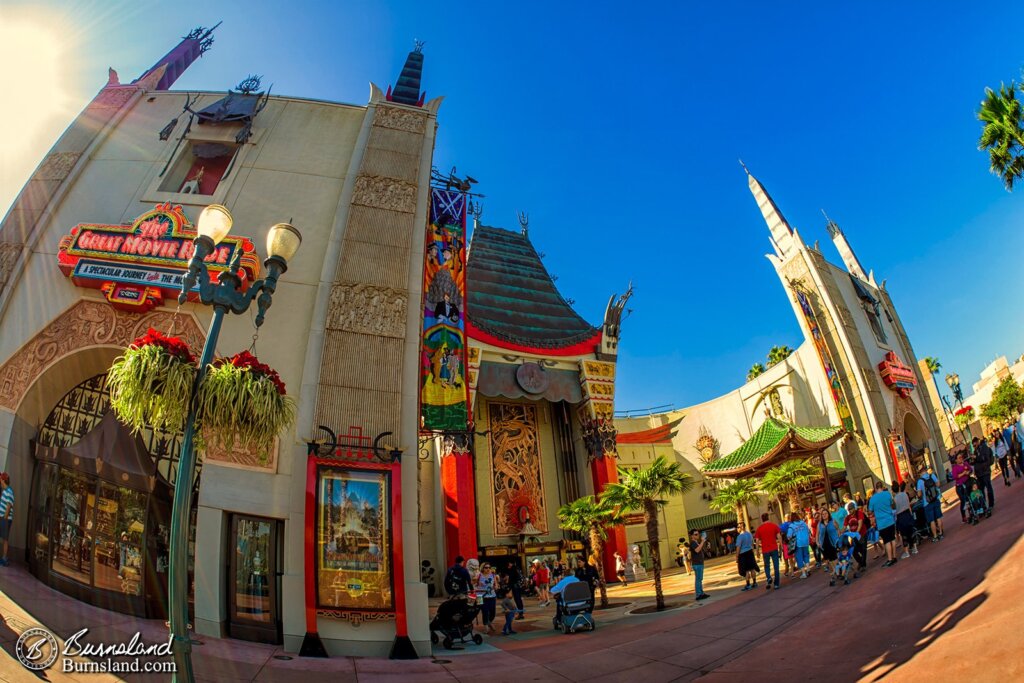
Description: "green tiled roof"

(466, 226), (598, 348)
(703, 417), (844, 476)
(687, 512), (737, 532)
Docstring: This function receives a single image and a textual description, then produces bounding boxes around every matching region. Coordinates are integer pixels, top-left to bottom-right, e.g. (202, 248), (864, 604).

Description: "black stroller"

(430, 596), (483, 649)
(551, 581), (595, 634)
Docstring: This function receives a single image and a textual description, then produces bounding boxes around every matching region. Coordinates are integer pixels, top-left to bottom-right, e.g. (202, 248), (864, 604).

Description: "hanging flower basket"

(196, 350), (296, 457)
(107, 328), (197, 434)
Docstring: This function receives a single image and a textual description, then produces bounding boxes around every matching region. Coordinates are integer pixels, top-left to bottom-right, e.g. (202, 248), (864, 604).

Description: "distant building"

(617, 170), (947, 543)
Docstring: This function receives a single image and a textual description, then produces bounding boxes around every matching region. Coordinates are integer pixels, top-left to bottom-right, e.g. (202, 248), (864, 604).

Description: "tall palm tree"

(747, 363), (766, 382)
(978, 83), (1024, 190)
(601, 455), (693, 610)
(709, 479), (759, 530)
(923, 357), (942, 376)
(557, 495), (625, 607)
(767, 345), (795, 367)
(758, 459), (815, 514)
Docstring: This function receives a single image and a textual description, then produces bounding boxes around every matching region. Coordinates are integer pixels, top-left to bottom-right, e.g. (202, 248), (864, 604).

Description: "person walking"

(533, 559), (550, 606)
(735, 522), (760, 591)
(893, 481), (917, 559)
(916, 466), (945, 541)
(972, 437), (996, 509)
(0, 473), (12, 567)
(786, 512), (812, 579)
(844, 501), (869, 576)
(952, 452), (973, 523)
(817, 508), (840, 584)
(689, 529), (710, 601)
(993, 430), (1012, 487)
(506, 560), (526, 618)
(499, 588), (518, 635)
(868, 480), (898, 567)
(754, 512), (782, 590)
(476, 563), (498, 634)
(614, 551), (628, 587)
(779, 516), (795, 577)
(443, 555), (472, 596)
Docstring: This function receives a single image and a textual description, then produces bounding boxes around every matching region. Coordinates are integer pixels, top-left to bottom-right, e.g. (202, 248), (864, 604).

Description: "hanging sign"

(878, 351), (917, 397)
(57, 203), (260, 312)
(419, 189), (469, 431)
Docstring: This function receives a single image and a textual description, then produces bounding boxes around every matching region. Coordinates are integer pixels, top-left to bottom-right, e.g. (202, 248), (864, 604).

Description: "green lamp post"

(168, 204), (302, 682)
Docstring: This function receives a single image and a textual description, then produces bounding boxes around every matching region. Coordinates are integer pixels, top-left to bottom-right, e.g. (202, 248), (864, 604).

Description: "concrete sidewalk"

(0, 479), (1020, 681)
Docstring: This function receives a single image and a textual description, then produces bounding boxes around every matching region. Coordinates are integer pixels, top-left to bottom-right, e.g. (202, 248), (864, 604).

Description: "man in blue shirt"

(868, 480), (898, 567)
(0, 473), (13, 567)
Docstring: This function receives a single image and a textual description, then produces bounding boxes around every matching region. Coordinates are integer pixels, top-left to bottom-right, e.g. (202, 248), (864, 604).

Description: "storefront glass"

(233, 517), (272, 623)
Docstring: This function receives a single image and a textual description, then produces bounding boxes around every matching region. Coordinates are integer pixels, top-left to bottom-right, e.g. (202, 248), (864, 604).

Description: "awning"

(686, 512), (737, 532)
(703, 417), (844, 479)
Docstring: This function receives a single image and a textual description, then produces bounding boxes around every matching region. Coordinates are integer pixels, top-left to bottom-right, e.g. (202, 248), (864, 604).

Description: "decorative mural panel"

(795, 287), (855, 431)
(420, 189), (469, 431)
(488, 402), (548, 537)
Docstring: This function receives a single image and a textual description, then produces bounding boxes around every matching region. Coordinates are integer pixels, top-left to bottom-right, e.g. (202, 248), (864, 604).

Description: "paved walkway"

(0, 479), (1020, 681)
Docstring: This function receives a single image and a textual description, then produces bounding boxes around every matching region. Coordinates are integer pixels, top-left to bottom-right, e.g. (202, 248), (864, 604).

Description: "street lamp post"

(168, 205), (301, 683)
(944, 372), (971, 453)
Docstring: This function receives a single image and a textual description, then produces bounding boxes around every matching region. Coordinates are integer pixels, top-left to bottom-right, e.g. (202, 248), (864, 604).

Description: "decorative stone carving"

(326, 283), (408, 339)
(90, 86), (139, 111)
(205, 435), (279, 472)
(0, 243), (22, 295)
(374, 105), (428, 134)
(33, 152), (82, 182)
(352, 175), (417, 214)
(0, 299), (204, 412)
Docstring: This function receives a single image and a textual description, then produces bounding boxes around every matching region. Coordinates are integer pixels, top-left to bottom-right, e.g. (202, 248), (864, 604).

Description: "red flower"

(129, 327), (195, 363)
(214, 350), (287, 395)
(954, 406), (974, 417)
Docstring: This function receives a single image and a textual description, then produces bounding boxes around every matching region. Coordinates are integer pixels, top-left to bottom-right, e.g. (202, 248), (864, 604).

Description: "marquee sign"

(57, 203), (260, 312)
(878, 351), (917, 398)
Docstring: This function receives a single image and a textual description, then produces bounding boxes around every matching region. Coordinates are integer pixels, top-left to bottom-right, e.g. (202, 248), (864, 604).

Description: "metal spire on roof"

(387, 39), (426, 106)
(134, 22), (222, 91)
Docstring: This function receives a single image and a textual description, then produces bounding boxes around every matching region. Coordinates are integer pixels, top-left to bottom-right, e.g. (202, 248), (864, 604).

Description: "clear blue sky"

(4, 1), (1024, 412)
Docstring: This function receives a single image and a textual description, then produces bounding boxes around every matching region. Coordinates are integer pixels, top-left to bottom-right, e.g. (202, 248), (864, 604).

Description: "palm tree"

(923, 357), (941, 376)
(747, 363), (766, 382)
(758, 459), (815, 514)
(767, 345), (795, 367)
(709, 479), (759, 530)
(978, 83), (1024, 190)
(557, 495), (625, 607)
(600, 455), (693, 610)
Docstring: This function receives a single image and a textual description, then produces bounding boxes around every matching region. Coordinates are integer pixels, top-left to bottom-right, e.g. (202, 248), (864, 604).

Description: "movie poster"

(316, 467), (392, 611)
(796, 288), (854, 431)
(420, 188), (469, 431)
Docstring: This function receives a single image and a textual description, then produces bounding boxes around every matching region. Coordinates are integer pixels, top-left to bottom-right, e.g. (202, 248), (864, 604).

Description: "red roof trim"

(466, 320), (602, 357)
(617, 421), (680, 445)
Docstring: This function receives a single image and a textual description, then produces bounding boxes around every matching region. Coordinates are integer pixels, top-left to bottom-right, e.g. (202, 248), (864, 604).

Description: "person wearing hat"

(0, 473), (13, 566)
(532, 558), (550, 606)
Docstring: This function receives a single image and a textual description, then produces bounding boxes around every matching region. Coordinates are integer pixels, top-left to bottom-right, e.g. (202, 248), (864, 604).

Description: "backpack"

(922, 475), (940, 505)
(444, 566), (468, 596)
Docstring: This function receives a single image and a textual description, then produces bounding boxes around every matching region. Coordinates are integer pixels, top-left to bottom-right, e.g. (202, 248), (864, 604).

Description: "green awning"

(703, 417), (844, 478)
(687, 512), (737, 532)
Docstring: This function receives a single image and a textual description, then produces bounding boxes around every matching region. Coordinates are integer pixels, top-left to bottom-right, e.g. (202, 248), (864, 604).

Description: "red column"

(591, 455), (626, 580)
(441, 452), (478, 565)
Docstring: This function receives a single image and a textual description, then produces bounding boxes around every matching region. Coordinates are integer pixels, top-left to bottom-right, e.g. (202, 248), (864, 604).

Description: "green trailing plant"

(107, 328), (196, 434)
(196, 350), (296, 459)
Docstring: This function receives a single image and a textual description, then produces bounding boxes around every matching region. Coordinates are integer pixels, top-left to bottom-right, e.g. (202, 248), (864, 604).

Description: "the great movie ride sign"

(57, 203), (260, 312)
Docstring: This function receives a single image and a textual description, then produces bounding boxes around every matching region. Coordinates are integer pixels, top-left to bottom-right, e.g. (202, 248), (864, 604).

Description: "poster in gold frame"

(315, 466), (393, 612)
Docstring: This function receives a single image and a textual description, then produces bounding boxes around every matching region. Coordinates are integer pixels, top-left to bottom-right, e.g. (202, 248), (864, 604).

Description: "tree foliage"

(747, 363), (766, 382)
(980, 376), (1024, 423)
(759, 459), (815, 514)
(709, 478), (760, 529)
(767, 345), (795, 367)
(978, 82), (1024, 191)
(601, 456), (693, 610)
(923, 357), (942, 375)
(557, 496), (624, 607)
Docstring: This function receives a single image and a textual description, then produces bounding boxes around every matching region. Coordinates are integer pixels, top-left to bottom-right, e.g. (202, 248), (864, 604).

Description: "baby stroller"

(967, 481), (989, 525)
(429, 595), (483, 649)
(551, 581), (595, 634)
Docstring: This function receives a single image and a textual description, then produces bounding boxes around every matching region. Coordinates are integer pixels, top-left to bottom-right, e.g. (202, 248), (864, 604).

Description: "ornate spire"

(134, 22), (221, 91)
(743, 162), (797, 260)
(822, 210), (868, 280)
(387, 40), (425, 106)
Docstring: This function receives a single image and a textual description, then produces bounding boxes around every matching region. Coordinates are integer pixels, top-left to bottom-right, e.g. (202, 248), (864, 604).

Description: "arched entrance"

(903, 412), (931, 479)
(25, 371), (198, 618)
(890, 396), (934, 482)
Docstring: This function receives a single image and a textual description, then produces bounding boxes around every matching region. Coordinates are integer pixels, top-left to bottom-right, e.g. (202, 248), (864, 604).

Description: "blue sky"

(4, 1), (1024, 412)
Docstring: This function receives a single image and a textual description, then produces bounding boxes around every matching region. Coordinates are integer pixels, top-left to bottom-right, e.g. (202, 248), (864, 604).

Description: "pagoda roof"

(466, 225), (601, 355)
(703, 417), (844, 478)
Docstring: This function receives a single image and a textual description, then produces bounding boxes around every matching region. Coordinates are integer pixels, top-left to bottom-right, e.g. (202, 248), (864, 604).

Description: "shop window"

(52, 468), (93, 585)
(159, 141), (238, 196)
(29, 463), (58, 566)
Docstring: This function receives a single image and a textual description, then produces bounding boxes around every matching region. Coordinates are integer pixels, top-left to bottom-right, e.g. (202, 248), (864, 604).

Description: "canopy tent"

(703, 417), (845, 500)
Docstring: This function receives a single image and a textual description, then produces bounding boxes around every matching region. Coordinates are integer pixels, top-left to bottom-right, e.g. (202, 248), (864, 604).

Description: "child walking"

(499, 589), (517, 635)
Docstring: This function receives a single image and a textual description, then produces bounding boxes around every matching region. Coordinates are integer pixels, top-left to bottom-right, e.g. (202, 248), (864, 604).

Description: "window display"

(315, 467), (392, 612)
(233, 518), (272, 623)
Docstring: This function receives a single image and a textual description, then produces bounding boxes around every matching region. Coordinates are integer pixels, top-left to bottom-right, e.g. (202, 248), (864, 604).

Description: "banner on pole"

(420, 189), (469, 431)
